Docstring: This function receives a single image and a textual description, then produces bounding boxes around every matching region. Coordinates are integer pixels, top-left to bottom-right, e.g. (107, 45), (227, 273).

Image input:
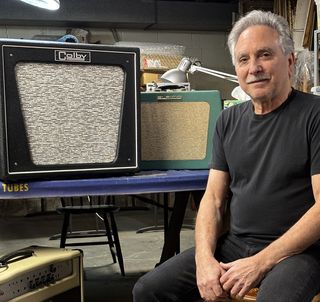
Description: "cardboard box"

(140, 54), (182, 71)
(140, 71), (164, 86)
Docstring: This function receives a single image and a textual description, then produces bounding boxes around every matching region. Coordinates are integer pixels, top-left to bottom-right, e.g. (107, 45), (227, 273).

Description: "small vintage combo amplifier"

(0, 246), (83, 302)
(140, 90), (222, 170)
(0, 38), (140, 181)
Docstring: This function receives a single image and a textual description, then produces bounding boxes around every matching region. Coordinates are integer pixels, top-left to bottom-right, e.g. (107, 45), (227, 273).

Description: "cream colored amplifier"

(0, 246), (83, 302)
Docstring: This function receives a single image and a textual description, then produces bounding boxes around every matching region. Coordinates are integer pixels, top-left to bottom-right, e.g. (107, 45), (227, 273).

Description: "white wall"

(0, 25), (237, 99)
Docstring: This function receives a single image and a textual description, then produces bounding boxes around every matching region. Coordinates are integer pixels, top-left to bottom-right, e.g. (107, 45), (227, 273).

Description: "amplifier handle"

(0, 249), (34, 268)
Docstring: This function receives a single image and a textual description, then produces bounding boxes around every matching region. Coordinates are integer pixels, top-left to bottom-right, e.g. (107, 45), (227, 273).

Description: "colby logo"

(54, 50), (91, 62)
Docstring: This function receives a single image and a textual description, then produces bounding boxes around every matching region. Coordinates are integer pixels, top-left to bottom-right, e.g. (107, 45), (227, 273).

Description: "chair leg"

(102, 212), (117, 263)
(60, 212), (70, 248)
(109, 212), (125, 276)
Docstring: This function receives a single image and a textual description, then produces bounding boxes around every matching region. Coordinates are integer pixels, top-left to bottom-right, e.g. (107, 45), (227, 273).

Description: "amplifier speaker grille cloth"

(15, 63), (125, 165)
(141, 102), (210, 160)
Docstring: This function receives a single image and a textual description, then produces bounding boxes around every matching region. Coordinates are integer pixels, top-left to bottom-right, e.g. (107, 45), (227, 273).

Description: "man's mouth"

(246, 76), (270, 84)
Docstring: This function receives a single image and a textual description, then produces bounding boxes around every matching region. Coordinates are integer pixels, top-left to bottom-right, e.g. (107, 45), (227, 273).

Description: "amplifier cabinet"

(0, 38), (140, 181)
(0, 246), (83, 302)
(140, 90), (222, 170)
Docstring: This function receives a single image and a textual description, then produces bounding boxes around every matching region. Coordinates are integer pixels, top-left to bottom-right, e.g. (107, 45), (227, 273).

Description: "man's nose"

(248, 59), (262, 74)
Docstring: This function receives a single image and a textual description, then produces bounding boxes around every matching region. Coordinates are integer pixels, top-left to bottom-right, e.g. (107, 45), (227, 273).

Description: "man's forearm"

(194, 169), (230, 264)
(195, 194), (225, 262)
(255, 203), (320, 269)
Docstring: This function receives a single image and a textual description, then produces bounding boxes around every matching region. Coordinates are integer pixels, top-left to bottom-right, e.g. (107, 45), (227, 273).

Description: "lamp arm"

(189, 65), (239, 83)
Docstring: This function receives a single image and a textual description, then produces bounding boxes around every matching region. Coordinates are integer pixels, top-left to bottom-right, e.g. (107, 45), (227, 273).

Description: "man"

(133, 10), (320, 302)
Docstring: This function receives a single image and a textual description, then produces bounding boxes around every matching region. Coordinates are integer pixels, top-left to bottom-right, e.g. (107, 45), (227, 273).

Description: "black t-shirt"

(211, 89), (320, 243)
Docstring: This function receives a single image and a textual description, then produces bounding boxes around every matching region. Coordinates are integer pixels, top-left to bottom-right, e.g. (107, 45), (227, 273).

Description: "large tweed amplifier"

(140, 90), (222, 170)
(0, 246), (83, 302)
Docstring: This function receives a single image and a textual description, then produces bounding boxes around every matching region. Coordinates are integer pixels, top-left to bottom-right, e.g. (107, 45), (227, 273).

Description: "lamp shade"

(160, 57), (192, 83)
(160, 68), (188, 83)
(18, 0), (60, 10)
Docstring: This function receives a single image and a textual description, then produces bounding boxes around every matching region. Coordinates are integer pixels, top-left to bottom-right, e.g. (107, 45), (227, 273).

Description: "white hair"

(227, 10), (294, 65)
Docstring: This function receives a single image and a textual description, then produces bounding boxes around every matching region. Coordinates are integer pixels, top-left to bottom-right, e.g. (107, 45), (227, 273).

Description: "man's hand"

(196, 257), (229, 301)
(219, 255), (268, 299)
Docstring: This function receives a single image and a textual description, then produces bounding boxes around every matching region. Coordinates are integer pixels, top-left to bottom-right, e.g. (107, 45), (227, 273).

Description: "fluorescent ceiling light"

(19, 0), (60, 10)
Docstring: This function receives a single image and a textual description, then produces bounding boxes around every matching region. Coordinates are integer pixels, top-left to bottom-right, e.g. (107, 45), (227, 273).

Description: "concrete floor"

(0, 201), (196, 302)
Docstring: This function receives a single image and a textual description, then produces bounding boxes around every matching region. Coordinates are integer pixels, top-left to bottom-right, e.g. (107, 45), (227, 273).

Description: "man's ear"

(288, 52), (295, 78)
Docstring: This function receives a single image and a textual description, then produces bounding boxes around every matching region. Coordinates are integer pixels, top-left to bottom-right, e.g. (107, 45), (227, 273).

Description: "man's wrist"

(253, 250), (278, 272)
(195, 249), (218, 269)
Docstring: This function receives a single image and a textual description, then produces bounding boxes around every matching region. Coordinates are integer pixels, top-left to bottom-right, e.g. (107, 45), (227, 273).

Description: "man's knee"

(132, 248), (197, 302)
(132, 273), (159, 302)
(132, 277), (149, 302)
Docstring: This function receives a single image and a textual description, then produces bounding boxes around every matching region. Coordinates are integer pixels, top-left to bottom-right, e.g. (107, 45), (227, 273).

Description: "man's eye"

(239, 57), (248, 63)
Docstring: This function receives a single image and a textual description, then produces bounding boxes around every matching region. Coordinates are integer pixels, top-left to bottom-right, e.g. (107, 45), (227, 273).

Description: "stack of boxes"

(140, 50), (184, 87)
(115, 42), (185, 88)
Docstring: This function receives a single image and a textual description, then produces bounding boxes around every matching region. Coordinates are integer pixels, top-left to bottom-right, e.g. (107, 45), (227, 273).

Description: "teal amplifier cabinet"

(140, 90), (222, 170)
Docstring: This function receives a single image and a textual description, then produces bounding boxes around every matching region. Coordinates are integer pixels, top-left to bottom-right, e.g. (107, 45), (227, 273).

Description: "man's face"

(234, 25), (294, 103)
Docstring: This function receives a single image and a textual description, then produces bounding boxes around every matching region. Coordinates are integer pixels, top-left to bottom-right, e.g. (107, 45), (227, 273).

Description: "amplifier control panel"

(0, 259), (73, 301)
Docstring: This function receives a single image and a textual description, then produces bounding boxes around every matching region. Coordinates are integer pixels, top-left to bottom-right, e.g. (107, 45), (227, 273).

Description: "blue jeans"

(132, 234), (320, 302)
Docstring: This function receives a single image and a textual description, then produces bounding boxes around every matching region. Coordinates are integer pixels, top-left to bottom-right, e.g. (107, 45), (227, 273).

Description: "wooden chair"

(232, 288), (320, 301)
(56, 196), (125, 276)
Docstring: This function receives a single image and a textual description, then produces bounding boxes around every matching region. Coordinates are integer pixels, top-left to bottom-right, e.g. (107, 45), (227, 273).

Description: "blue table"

(0, 170), (209, 263)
